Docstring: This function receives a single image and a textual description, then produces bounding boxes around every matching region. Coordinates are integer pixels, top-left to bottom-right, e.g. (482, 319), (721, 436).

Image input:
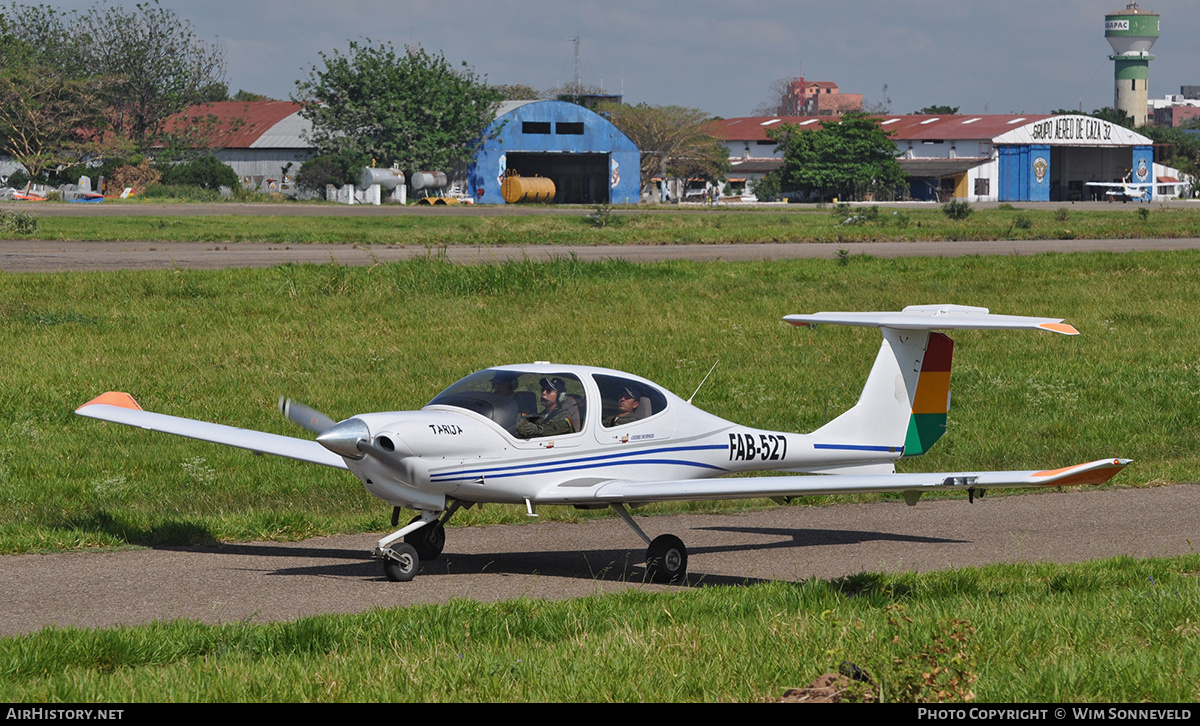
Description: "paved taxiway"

(3, 237), (1200, 273)
(2, 485), (1196, 635)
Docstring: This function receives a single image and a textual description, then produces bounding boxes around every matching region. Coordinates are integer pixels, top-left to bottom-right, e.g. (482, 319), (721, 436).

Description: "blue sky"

(38, 0), (1200, 118)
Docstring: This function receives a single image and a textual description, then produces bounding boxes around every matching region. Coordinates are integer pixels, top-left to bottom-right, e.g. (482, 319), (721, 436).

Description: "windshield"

(427, 369), (586, 435)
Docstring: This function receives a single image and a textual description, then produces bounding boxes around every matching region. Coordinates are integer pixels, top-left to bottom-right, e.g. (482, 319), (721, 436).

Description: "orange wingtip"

(1039, 322), (1079, 335)
(77, 392), (143, 411)
(1033, 459), (1128, 486)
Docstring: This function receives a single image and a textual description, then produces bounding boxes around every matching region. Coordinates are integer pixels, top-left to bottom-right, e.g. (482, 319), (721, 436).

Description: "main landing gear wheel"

(405, 516), (445, 561)
(382, 542), (420, 582)
(645, 534), (687, 584)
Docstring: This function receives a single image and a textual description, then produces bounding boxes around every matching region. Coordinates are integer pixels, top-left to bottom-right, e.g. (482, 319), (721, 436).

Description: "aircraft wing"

(783, 305), (1078, 334)
(1084, 181), (1154, 188)
(565, 458), (1130, 503)
(76, 392), (348, 470)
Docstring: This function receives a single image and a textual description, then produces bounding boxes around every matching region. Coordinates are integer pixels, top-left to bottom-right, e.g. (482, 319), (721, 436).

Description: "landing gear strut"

(375, 500), (463, 582)
(405, 515), (446, 560)
(611, 503), (689, 584)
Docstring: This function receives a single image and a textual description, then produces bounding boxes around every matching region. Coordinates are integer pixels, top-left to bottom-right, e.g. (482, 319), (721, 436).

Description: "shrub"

(751, 173), (779, 202)
(296, 153), (367, 194)
(1054, 207), (1070, 222)
(157, 155), (239, 190)
(941, 199), (973, 220)
(5, 170), (30, 190)
(140, 184), (224, 201)
(1, 210), (38, 234)
(1014, 214), (1032, 229)
(112, 160), (162, 193)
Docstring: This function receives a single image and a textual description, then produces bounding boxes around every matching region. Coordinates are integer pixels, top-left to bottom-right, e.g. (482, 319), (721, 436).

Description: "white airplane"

(1085, 174), (1152, 202)
(76, 305), (1130, 583)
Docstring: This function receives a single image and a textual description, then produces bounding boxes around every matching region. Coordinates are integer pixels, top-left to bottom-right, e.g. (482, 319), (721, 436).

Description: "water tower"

(1105, 3), (1159, 126)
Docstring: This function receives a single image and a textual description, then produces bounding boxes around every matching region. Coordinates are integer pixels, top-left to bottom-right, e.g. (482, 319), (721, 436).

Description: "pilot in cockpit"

(515, 376), (578, 438)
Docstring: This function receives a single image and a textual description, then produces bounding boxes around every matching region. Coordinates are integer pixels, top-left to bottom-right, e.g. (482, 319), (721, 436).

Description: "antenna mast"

(571, 34), (580, 90)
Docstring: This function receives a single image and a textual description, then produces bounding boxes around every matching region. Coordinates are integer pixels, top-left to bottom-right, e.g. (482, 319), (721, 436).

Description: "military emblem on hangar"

(1135, 157), (1149, 182)
(1033, 157), (1048, 184)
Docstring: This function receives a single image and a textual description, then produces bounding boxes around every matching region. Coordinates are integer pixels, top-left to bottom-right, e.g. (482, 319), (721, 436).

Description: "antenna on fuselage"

(687, 360), (720, 404)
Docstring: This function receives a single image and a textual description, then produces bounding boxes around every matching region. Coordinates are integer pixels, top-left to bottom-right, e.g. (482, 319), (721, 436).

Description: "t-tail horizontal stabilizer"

(784, 305), (1080, 463)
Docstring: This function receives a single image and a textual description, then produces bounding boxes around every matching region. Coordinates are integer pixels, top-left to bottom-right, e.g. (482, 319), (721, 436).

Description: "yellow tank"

(501, 174), (555, 204)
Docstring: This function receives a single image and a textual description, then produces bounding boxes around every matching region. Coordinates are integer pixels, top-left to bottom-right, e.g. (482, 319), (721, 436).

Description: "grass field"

(3, 246), (1199, 703)
(8, 204), (1200, 245)
(2, 554), (1197, 702)
(1, 250), (1198, 554)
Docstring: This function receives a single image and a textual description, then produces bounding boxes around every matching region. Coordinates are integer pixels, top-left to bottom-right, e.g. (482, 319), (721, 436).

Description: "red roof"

(713, 114), (1054, 142)
(164, 101), (305, 148)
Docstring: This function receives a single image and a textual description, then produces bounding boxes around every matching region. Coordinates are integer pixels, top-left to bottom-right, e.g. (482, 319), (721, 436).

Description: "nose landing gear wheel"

(645, 534), (687, 584)
(382, 542), (420, 582)
(405, 516), (446, 561)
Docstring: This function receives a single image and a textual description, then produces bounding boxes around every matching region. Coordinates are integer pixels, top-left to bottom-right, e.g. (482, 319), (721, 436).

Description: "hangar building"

(716, 113), (1174, 202)
(167, 101), (314, 194)
(468, 100), (641, 205)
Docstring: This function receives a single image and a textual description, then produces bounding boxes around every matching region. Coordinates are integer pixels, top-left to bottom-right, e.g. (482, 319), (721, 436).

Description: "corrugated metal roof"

(165, 101), (311, 149)
(713, 114), (1055, 142)
(729, 159), (783, 174)
(496, 100), (537, 116)
(897, 158), (991, 177)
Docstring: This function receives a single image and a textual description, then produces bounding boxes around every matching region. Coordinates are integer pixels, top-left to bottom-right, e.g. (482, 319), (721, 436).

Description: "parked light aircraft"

(76, 305), (1130, 583)
(1085, 174), (1153, 202)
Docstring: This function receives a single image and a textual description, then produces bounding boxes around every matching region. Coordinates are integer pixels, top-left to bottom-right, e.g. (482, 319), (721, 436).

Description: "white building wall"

(213, 149), (315, 194)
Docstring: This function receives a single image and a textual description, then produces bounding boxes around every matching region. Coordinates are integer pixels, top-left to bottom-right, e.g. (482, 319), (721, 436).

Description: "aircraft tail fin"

(784, 304), (1078, 459)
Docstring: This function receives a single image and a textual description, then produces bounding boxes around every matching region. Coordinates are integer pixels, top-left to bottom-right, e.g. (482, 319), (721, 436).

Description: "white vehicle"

(77, 305), (1129, 583)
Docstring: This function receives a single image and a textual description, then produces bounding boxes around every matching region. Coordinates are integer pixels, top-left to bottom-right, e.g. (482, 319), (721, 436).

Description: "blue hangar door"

(504, 153), (611, 204)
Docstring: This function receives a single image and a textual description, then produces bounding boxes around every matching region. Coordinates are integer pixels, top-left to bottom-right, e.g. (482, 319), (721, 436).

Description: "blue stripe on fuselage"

(813, 443), (901, 453)
(430, 443), (729, 483)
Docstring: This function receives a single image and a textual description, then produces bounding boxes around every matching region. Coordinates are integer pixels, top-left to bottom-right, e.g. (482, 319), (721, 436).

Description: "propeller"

(278, 397), (337, 435)
(281, 397), (408, 473)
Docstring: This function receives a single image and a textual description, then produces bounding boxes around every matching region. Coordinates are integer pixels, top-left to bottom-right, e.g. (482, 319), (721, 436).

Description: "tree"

(1136, 124), (1200, 183)
(492, 83), (540, 101)
(0, 5), (114, 178)
(231, 89), (276, 103)
(596, 102), (726, 201)
(72, 0), (226, 147)
(771, 112), (906, 201)
(914, 105), (959, 115)
(294, 41), (502, 178)
(667, 135), (732, 188)
(0, 66), (110, 179)
(542, 80), (608, 104)
(1048, 107), (1135, 129)
(754, 77), (807, 117)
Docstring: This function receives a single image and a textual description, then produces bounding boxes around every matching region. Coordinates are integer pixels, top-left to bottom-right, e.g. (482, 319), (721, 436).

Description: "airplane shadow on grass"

(162, 525), (966, 589)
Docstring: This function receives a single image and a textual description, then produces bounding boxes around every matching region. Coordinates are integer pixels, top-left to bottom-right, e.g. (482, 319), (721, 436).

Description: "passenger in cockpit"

(603, 386), (642, 427)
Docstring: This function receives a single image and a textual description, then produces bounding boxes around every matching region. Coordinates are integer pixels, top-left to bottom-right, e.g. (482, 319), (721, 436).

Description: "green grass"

(2, 554), (1197, 702)
(9, 205), (1200, 245)
(2, 251), (1199, 553)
